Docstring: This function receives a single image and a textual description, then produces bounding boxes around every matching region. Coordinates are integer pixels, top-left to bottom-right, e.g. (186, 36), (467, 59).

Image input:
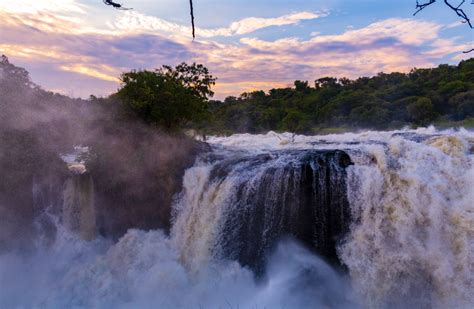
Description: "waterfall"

(61, 146), (96, 241)
(172, 149), (353, 273)
(340, 133), (474, 307)
(62, 173), (96, 241)
(1, 128), (473, 308)
(172, 128), (473, 307)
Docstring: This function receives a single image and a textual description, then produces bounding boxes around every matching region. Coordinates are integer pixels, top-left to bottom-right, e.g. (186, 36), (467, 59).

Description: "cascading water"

(172, 149), (353, 273)
(61, 146), (96, 240)
(341, 133), (474, 307)
(0, 127), (472, 308)
(62, 173), (96, 241)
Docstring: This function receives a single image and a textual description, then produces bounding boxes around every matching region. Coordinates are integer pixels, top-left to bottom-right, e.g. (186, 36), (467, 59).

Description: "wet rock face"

(0, 129), (69, 251)
(88, 130), (210, 239)
(213, 150), (353, 272)
(62, 173), (96, 241)
(1, 124), (209, 248)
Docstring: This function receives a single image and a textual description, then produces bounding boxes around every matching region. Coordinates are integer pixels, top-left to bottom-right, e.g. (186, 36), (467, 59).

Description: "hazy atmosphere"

(0, 1), (473, 308)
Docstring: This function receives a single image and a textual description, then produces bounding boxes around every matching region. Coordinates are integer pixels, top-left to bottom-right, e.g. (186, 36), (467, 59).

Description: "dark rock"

(88, 127), (209, 239)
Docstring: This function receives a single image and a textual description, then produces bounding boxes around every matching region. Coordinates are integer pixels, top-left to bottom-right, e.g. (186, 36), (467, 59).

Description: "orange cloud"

(0, 2), (469, 99)
(59, 64), (119, 82)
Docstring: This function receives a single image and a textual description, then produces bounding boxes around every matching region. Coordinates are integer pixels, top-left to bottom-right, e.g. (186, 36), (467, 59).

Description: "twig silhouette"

(103, 0), (132, 10)
(414, 0), (473, 52)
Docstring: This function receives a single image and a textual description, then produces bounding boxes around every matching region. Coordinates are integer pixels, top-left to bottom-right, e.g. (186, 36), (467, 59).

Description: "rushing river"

(1, 127), (473, 308)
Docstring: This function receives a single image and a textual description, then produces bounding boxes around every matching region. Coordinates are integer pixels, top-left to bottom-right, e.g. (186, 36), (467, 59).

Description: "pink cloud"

(0, 3), (468, 99)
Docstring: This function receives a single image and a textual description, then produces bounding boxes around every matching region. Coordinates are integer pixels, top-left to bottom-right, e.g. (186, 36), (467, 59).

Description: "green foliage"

(117, 62), (216, 130)
(280, 110), (310, 132)
(449, 91), (474, 120)
(202, 58), (474, 134)
(406, 97), (436, 125)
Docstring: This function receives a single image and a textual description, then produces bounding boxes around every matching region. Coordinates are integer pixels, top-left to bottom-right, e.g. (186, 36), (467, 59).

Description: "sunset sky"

(1, 0), (472, 99)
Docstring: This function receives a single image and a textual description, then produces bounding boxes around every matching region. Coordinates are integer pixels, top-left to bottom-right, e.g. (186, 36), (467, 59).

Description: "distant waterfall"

(58, 146), (96, 241)
(62, 172), (96, 241)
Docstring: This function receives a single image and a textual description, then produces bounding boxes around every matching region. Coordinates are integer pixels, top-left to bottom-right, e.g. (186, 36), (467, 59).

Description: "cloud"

(234, 18), (465, 77)
(0, 0), (86, 14)
(210, 11), (323, 36)
(111, 11), (323, 38)
(0, 1), (470, 99)
(59, 64), (119, 82)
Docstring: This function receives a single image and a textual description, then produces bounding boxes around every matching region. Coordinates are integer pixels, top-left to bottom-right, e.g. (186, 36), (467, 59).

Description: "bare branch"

(443, 0), (472, 28)
(456, 0), (465, 9)
(414, 0), (473, 52)
(190, 0), (195, 39)
(414, 0), (436, 16)
(102, 0), (132, 10)
(102, 0), (196, 39)
(414, 0), (472, 28)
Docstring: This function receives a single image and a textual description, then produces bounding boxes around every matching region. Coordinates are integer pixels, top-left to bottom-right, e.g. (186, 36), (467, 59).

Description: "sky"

(0, 0), (472, 99)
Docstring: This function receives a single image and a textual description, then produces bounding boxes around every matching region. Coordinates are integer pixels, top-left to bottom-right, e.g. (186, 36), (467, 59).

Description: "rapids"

(0, 127), (473, 308)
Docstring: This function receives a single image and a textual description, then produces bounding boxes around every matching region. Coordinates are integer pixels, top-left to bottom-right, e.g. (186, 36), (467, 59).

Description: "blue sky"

(0, 0), (472, 98)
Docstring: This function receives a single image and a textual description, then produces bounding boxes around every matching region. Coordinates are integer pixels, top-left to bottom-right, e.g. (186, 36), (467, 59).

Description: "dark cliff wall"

(87, 126), (209, 239)
(0, 129), (69, 251)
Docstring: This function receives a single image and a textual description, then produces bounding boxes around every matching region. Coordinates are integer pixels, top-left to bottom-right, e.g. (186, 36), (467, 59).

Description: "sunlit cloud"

(204, 11), (324, 37)
(0, 0), (86, 14)
(0, 1), (470, 99)
(59, 64), (119, 82)
(110, 11), (323, 38)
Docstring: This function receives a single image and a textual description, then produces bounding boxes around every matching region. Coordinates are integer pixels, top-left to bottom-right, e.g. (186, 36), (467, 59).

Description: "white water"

(0, 225), (355, 308)
(1, 127), (473, 308)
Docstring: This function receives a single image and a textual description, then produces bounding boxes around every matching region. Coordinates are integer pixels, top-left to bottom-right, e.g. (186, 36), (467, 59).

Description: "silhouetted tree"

(117, 63), (216, 130)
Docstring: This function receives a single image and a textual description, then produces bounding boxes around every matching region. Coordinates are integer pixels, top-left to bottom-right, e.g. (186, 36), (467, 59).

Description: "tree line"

(1, 55), (473, 136)
(200, 59), (473, 134)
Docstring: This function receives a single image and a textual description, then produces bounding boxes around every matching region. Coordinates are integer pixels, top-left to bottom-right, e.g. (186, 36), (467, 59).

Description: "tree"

(0, 55), (35, 90)
(280, 110), (309, 133)
(117, 62), (216, 130)
(160, 63), (216, 99)
(407, 97), (436, 125)
(449, 90), (474, 120)
(294, 80), (310, 93)
(315, 77), (338, 89)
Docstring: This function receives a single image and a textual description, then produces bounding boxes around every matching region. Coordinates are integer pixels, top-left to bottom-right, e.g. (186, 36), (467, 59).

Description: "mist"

(0, 56), (203, 250)
(0, 225), (357, 308)
(1, 56), (473, 308)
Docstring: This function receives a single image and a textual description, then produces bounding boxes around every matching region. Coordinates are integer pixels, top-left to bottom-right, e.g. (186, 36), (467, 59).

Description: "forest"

(203, 59), (474, 134)
(1, 55), (473, 138)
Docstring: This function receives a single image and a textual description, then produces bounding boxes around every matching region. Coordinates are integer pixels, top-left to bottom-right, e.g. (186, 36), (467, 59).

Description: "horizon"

(1, 0), (472, 99)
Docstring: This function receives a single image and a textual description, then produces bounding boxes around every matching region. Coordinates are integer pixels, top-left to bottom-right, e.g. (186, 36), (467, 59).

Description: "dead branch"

(414, 0), (473, 52)
(103, 0), (132, 10)
(414, 0), (472, 28)
(102, 0), (195, 38)
(190, 0), (195, 39)
(414, 0), (436, 15)
(443, 0), (472, 28)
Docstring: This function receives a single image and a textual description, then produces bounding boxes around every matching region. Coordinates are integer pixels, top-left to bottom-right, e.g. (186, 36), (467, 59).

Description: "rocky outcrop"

(88, 129), (209, 239)
(0, 129), (69, 251)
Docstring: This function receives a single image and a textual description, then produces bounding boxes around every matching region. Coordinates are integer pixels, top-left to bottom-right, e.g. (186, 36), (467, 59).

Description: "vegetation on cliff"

(202, 59), (474, 134)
